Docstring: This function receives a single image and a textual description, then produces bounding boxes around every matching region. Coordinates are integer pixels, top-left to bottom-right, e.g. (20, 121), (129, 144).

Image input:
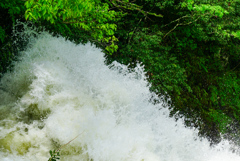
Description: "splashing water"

(0, 31), (239, 161)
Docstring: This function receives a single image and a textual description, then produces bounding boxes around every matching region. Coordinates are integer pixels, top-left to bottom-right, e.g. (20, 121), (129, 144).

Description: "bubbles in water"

(0, 29), (239, 161)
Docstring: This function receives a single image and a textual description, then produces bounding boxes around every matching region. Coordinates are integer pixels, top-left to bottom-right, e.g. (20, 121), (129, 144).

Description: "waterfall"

(0, 30), (239, 161)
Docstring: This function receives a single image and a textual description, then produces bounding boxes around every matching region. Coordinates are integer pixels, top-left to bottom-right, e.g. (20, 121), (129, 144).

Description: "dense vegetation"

(1, 0), (240, 144)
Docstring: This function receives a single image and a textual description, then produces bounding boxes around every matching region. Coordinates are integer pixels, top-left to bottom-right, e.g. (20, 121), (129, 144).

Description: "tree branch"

(163, 13), (208, 39)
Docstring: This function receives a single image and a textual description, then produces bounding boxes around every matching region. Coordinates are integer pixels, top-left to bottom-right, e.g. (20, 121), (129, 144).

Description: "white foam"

(0, 32), (239, 161)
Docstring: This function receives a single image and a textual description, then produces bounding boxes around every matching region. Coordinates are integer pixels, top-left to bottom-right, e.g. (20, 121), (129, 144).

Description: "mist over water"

(0, 30), (240, 161)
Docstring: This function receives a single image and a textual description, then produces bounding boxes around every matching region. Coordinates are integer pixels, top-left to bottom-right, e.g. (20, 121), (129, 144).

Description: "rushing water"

(0, 31), (239, 161)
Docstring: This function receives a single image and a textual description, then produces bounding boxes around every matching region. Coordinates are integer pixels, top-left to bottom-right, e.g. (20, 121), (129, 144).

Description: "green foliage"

(24, 0), (121, 53)
(48, 150), (60, 161)
(0, 26), (5, 43)
(0, 0), (25, 76)
(1, 0), (240, 144)
(23, 0), (163, 54)
(106, 0), (240, 143)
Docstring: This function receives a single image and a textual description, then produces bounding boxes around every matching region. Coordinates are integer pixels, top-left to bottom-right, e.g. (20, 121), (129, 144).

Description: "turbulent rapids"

(0, 31), (240, 161)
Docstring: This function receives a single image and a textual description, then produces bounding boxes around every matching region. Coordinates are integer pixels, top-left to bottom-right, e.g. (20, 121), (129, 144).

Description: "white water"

(0, 31), (239, 161)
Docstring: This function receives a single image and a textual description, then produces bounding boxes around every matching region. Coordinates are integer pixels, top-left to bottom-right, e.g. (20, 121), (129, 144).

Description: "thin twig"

(163, 23), (179, 39)
(162, 15), (191, 28)
(128, 18), (143, 44)
(228, 62), (240, 72)
(49, 131), (84, 161)
(111, 0), (163, 17)
(163, 13), (208, 39)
